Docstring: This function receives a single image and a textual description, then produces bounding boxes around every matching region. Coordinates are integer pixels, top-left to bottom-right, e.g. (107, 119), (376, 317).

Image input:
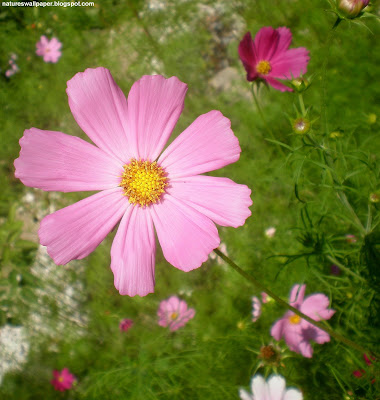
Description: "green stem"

(214, 248), (377, 357)
(250, 83), (285, 156)
(321, 17), (341, 135)
(298, 94), (306, 117)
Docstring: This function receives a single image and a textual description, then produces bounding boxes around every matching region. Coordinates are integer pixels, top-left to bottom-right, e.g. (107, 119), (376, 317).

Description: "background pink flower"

(157, 296), (195, 331)
(51, 368), (76, 391)
(238, 27), (309, 92)
(252, 296), (262, 322)
(14, 68), (252, 297)
(119, 318), (133, 332)
(239, 374), (303, 400)
(36, 35), (62, 63)
(271, 284), (335, 358)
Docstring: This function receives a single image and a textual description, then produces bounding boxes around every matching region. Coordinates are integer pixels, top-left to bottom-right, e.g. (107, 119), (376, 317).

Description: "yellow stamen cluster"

(170, 312), (179, 320)
(256, 60), (272, 75)
(120, 159), (168, 207)
(288, 314), (301, 325)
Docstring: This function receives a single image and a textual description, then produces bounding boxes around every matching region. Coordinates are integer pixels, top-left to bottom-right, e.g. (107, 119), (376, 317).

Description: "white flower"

(265, 227), (276, 238)
(252, 296), (261, 322)
(239, 375), (303, 400)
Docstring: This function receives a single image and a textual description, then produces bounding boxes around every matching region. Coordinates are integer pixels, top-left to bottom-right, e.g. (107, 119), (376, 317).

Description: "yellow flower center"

(256, 60), (272, 75)
(288, 314), (301, 325)
(120, 159), (168, 207)
(170, 312), (178, 320)
(58, 376), (64, 382)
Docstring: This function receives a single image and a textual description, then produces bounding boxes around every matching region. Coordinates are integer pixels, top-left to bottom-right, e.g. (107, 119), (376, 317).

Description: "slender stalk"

(298, 94), (306, 117)
(320, 17), (341, 135)
(326, 255), (366, 283)
(214, 248), (378, 357)
(250, 83), (285, 156)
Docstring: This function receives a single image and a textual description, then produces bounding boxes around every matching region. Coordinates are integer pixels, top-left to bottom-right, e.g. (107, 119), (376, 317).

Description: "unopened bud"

(368, 113), (376, 124)
(330, 130), (344, 139)
(338, 0), (369, 18)
(369, 192), (380, 203)
(292, 117), (310, 135)
(290, 77), (310, 93)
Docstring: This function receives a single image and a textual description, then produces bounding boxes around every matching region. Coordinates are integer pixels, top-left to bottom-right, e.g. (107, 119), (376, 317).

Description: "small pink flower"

(252, 296), (262, 322)
(261, 292), (269, 303)
(330, 264), (341, 276)
(119, 318), (133, 332)
(36, 35), (62, 63)
(5, 55), (19, 77)
(51, 368), (76, 391)
(346, 234), (357, 244)
(271, 284), (335, 358)
(264, 227), (276, 238)
(238, 27), (310, 92)
(14, 68), (252, 297)
(353, 354), (377, 384)
(239, 374), (303, 400)
(157, 296), (195, 331)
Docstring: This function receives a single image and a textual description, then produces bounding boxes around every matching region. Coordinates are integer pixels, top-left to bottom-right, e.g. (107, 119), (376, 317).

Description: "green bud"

(292, 117), (310, 135)
(290, 77), (310, 93)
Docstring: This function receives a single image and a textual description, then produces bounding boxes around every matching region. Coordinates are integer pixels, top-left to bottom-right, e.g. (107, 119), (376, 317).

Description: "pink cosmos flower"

(252, 296), (262, 322)
(36, 36), (62, 63)
(239, 374), (303, 400)
(14, 68), (252, 297)
(119, 318), (134, 332)
(157, 296), (195, 331)
(271, 284), (335, 358)
(5, 54), (19, 78)
(51, 368), (76, 391)
(238, 27), (310, 92)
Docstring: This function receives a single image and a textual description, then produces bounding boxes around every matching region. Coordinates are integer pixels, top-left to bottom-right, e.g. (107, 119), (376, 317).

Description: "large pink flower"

(157, 296), (195, 331)
(238, 27), (310, 92)
(14, 68), (252, 297)
(270, 284), (335, 358)
(51, 368), (76, 391)
(36, 36), (62, 63)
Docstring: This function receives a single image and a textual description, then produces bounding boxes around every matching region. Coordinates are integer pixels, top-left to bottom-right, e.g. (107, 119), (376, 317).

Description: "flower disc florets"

(120, 159), (168, 207)
(256, 60), (272, 75)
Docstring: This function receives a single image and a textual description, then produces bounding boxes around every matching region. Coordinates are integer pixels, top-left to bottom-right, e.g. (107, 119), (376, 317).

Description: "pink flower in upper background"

(158, 296), (195, 331)
(119, 318), (134, 332)
(238, 27), (310, 92)
(14, 68), (252, 297)
(51, 368), (76, 391)
(36, 35), (62, 63)
(239, 374), (303, 400)
(271, 284), (335, 358)
(252, 296), (262, 322)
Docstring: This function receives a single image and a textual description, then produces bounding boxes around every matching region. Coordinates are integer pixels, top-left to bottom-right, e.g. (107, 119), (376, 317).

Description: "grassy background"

(0, 0), (379, 399)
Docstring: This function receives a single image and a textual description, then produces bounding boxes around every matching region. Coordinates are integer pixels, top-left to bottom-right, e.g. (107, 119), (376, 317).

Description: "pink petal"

(300, 294), (335, 321)
(168, 176), (252, 228)
(267, 375), (286, 400)
(40, 35), (48, 46)
(275, 27), (292, 54)
(283, 322), (303, 352)
(158, 110), (240, 179)
(39, 188), (128, 265)
(297, 340), (313, 358)
(254, 27), (279, 61)
(289, 284), (306, 306)
(271, 317), (286, 341)
(251, 375), (267, 400)
(66, 68), (131, 164)
(284, 389), (303, 400)
(126, 75), (187, 161)
(238, 32), (258, 81)
(149, 195), (220, 272)
(263, 76), (293, 92)
(110, 206), (156, 297)
(239, 389), (253, 400)
(15, 128), (123, 192)
(170, 308), (195, 331)
(270, 48), (310, 79)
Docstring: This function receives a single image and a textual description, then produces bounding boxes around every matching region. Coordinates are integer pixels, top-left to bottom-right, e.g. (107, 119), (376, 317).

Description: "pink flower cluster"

(5, 54), (19, 78)
(119, 318), (134, 332)
(271, 284), (335, 358)
(36, 35), (62, 63)
(158, 296), (195, 331)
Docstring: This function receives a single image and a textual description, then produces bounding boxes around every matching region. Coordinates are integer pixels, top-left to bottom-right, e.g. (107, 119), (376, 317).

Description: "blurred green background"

(0, 0), (379, 399)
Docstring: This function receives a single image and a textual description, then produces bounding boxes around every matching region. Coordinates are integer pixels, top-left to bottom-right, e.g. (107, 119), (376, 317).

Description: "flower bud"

(290, 77), (310, 93)
(292, 117), (310, 135)
(369, 191), (380, 203)
(338, 0), (369, 18)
